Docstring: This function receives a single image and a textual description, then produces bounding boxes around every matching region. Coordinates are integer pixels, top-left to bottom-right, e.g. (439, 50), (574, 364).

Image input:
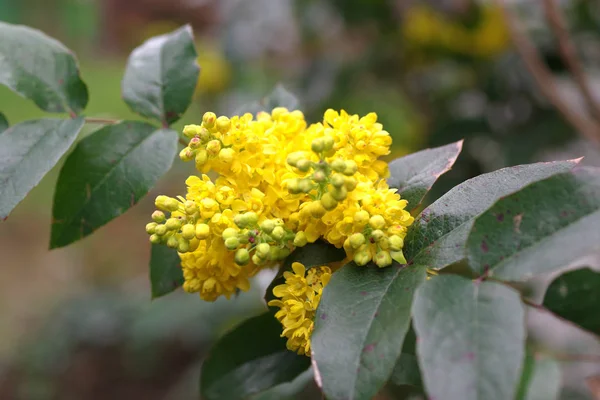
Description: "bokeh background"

(1, 0), (600, 399)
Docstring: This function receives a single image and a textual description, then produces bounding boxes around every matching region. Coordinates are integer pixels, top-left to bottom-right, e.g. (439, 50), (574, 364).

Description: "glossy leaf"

(122, 25), (199, 125)
(150, 244), (183, 299)
(311, 263), (426, 400)
(412, 275), (525, 400)
(0, 22), (88, 114)
(403, 160), (578, 270)
(235, 84), (300, 116)
(251, 368), (314, 400)
(0, 118), (84, 220)
(467, 168), (600, 281)
(0, 112), (7, 133)
(265, 241), (346, 306)
(516, 353), (561, 400)
(201, 312), (311, 400)
(50, 122), (177, 248)
(388, 140), (463, 211)
(542, 268), (600, 335)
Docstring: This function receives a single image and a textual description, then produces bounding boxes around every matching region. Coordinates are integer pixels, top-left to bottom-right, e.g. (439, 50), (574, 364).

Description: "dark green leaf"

(467, 168), (600, 281)
(265, 241), (346, 306)
(201, 312), (311, 400)
(0, 113), (8, 133)
(0, 22), (88, 114)
(311, 263), (426, 400)
(412, 275), (525, 400)
(516, 353), (561, 400)
(0, 118), (84, 219)
(50, 122), (177, 248)
(543, 268), (600, 335)
(149, 244), (183, 299)
(235, 84), (300, 116)
(251, 368), (314, 400)
(387, 140), (463, 211)
(389, 325), (422, 388)
(404, 160), (578, 270)
(122, 25), (199, 125)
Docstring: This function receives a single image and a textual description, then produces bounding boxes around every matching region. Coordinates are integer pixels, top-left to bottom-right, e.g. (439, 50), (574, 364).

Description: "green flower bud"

(343, 160), (358, 176)
(354, 250), (371, 266)
(166, 218), (182, 231)
(371, 229), (384, 241)
(331, 159), (346, 172)
(216, 116), (231, 133)
(278, 246), (290, 260)
(189, 238), (200, 252)
(330, 174), (345, 188)
(331, 186), (347, 201)
(149, 234), (162, 244)
(152, 210), (166, 223)
(296, 159), (311, 172)
(195, 149), (208, 167)
(287, 179), (301, 194)
(374, 251), (392, 268)
(234, 214), (247, 229)
(354, 210), (369, 224)
(369, 215), (386, 229)
(389, 235), (404, 251)
(195, 223), (210, 239)
(309, 201), (327, 218)
(222, 228), (238, 240)
(313, 170), (326, 183)
(206, 140), (222, 156)
(349, 233), (366, 249)
(322, 136), (334, 151)
(260, 220), (276, 234)
(167, 236), (179, 249)
(235, 248), (250, 265)
(184, 200), (198, 215)
(272, 226), (285, 240)
(321, 193), (338, 211)
(225, 237), (239, 250)
(267, 246), (280, 261)
(298, 179), (314, 193)
(245, 212), (258, 225)
(155, 195), (179, 212)
(202, 112), (217, 128)
(256, 243), (271, 258)
(344, 177), (357, 191)
(293, 231), (308, 247)
(183, 124), (202, 138)
(252, 254), (266, 265)
(286, 152), (304, 167)
(155, 224), (167, 236)
(311, 138), (324, 153)
(179, 147), (194, 162)
(178, 238), (190, 253)
(181, 224), (196, 240)
(146, 222), (157, 234)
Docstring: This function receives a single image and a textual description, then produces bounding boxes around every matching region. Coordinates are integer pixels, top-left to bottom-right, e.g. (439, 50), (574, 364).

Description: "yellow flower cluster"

(145, 108), (414, 302)
(268, 262), (331, 355)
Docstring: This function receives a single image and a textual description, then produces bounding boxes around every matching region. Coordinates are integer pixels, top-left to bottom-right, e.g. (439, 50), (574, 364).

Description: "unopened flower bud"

(179, 147), (194, 162)
(298, 179), (313, 193)
(354, 250), (371, 266)
(371, 229), (384, 241)
(167, 236), (179, 249)
(256, 243), (271, 258)
(152, 210), (166, 223)
(344, 177), (357, 191)
(331, 174), (345, 188)
(195, 149), (208, 167)
(234, 214), (247, 228)
(286, 152), (304, 167)
(146, 222), (157, 234)
(331, 159), (346, 172)
(183, 124), (202, 138)
(321, 193), (338, 211)
(287, 179), (301, 194)
(374, 251), (392, 268)
(216, 116), (231, 133)
(313, 170), (326, 183)
(184, 200), (198, 215)
(267, 246), (280, 261)
(222, 228), (238, 240)
(166, 218), (182, 231)
(343, 160), (358, 176)
(260, 220), (275, 234)
(195, 223), (210, 239)
(189, 137), (201, 149)
(349, 233), (366, 249)
(155, 224), (167, 236)
(331, 186), (347, 201)
(206, 140), (221, 156)
(311, 138), (324, 153)
(271, 107), (287, 119)
(149, 234), (162, 244)
(155, 195), (179, 212)
(178, 238), (190, 253)
(389, 235), (404, 251)
(202, 112), (217, 128)
(198, 127), (210, 142)
(272, 226), (285, 240)
(369, 215), (386, 229)
(309, 201), (327, 218)
(296, 159), (311, 172)
(235, 248), (250, 265)
(322, 136), (334, 151)
(354, 210), (369, 224)
(245, 212), (258, 226)
(181, 224), (196, 240)
(293, 231), (308, 247)
(252, 254), (266, 265)
(189, 238), (200, 251)
(218, 148), (235, 163)
(278, 247), (290, 259)
(225, 237), (239, 250)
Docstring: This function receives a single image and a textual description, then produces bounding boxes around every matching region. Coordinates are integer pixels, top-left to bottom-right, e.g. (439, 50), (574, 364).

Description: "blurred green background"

(1, 0), (600, 399)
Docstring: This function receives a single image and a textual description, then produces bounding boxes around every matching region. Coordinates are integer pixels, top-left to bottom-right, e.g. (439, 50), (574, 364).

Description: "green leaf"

(251, 368), (314, 400)
(50, 122), (177, 248)
(0, 22), (88, 114)
(0, 112), (8, 133)
(122, 25), (199, 125)
(467, 168), (600, 281)
(311, 263), (426, 400)
(387, 140), (463, 211)
(149, 244), (183, 299)
(264, 241), (346, 306)
(412, 275), (526, 400)
(389, 325), (422, 388)
(516, 353), (561, 400)
(0, 118), (84, 220)
(235, 84), (300, 116)
(542, 268), (600, 335)
(404, 160), (578, 270)
(200, 312), (311, 400)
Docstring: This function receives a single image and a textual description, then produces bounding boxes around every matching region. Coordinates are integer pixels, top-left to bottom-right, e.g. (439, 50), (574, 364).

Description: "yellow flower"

(268, 262), (332, 355)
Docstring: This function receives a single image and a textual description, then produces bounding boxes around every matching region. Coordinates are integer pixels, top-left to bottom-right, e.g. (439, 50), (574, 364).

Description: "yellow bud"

(206, 140), (221, 156)
(260, 220), (275, 234)
(222, 228), (238, 240)
(181, 224), (196, 240)
(296, 159), (311, 172)
(179, 147), (194, 162)
(331, 174), (345, 188)
(195, 149), (208, 167)
(203, 112), (217, 128)
(245, 212), (258, 225)
(149, 234), (161, 244)
(309, 201), (327, 218)
(218, 147), (235, 163)
(195, 223), (210, 239)
(279, 247), (290, 260)
(152, 210), (166, 223)
(293, 231), (308, 247)
(182, 124), (202, 138)
(322, 136), (334, 151)
(155, 224), (167, 236)
(298, 179), (313, 193)
(146, 222), (157, 234)
(189, 137), (201, 149)
(189, 238), (200, 251)
(155, 195), (179, 212)
(225, 237), (239, 250)
(287, 179), (301, 194)
(184, 201), (198, 216)
(267, 246), (280, 261)
(344, 160), (358, 176)
(354, 210), (369, 224)
(286, 152), (304, 167)
(331, 159), (346, 172)
(167, 236), (179, 249)
(271, 107), (288, 119)
(374, 251), (392, 268)
(234, 214), (247, 228)
(354, 250), (371, 266)
(256, 243), (271, 258)
(272, 226), (285, 240)
(321, 193), (338, 211)
(235, 248), (250, 265)
(311, 138), (324, 153)
(369, 215), (386, 229)
(216, 116), (231, 133)
(331, 186), (347, 201)
(344, 177), (357, 191)
(371, 229), (384, 241)
(178, 238), (190, 253)
(389, 235), (404, 251)
(198, 127), (211, 142)
(166, 218), (182, 231)
(349, 233), (366, 249)
(252, 254), (267, 265)
(313, 170), (326, 183)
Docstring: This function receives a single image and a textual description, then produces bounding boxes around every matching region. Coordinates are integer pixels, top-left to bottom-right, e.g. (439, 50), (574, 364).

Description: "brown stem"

(85, 117), (120, 124)
(542, 0), (600, 121)
(495, 0), (600, 144)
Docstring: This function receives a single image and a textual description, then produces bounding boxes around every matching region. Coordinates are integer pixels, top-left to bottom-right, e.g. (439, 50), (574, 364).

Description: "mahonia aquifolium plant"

(145, 108), (414, 354)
